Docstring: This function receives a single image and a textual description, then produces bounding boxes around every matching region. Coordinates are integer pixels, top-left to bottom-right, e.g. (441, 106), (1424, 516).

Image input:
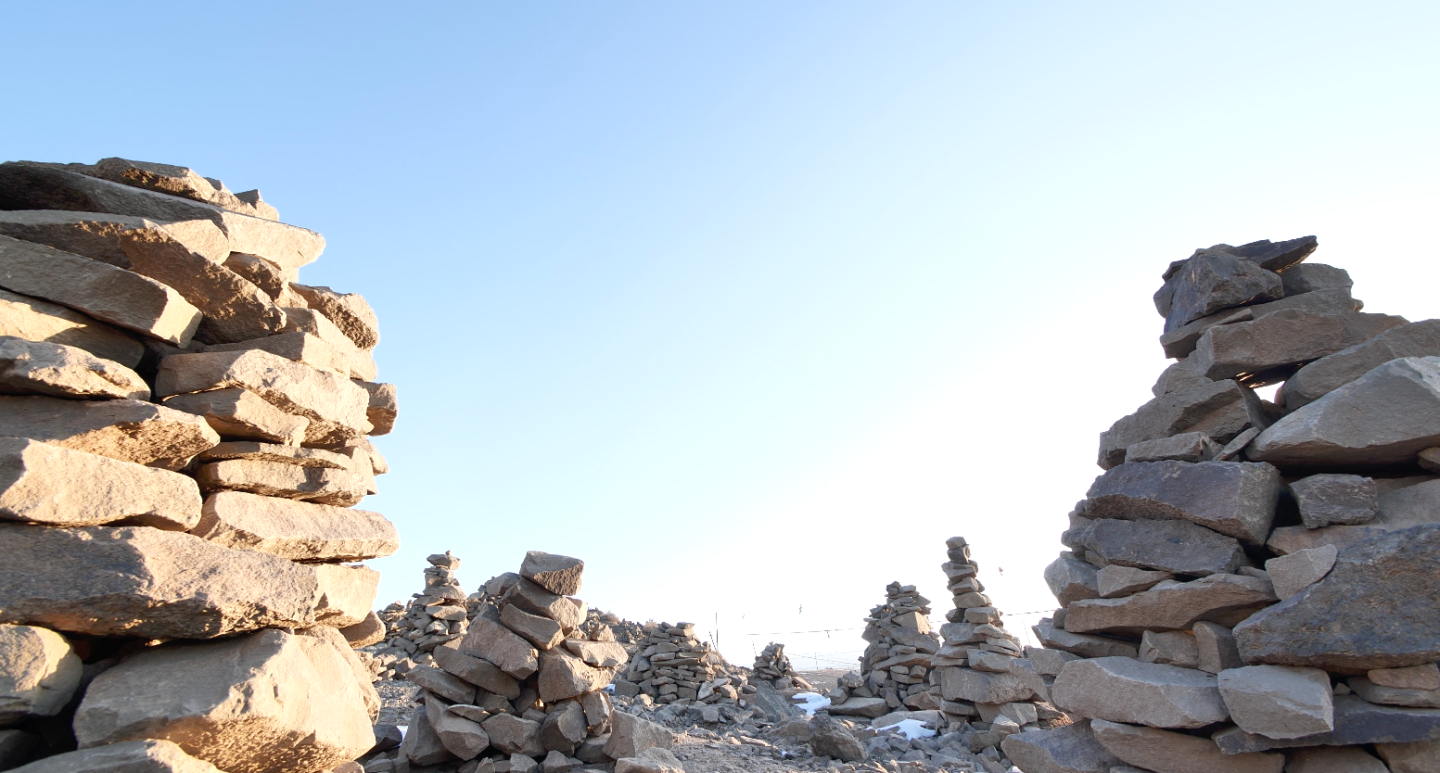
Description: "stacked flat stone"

(1006, 235), (1440, 773)
(752, 642), (811, 691)
(583, 610), (644, 648)
(853, 582), (941, 716)
(0, 158), (399, 773)
(385, 551), (647, 773)
(614, 623), (748, 707)
(369, 552), (469, 682)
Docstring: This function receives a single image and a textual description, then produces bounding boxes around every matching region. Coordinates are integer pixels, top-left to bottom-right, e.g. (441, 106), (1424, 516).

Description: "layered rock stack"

(384, 552), (647, 773)
(852, 582), (941, 714)
(614, 624), (747, 707)
(932, 537), (1053, 746)
(752, 643), (811, 691)
(384, 553), (470, 658)
(1005, 236), (1440, 772)
(0, 158), (399, 772)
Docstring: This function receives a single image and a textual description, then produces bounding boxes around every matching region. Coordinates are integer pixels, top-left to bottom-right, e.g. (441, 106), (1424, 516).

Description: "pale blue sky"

(4, 2), (1439, 664)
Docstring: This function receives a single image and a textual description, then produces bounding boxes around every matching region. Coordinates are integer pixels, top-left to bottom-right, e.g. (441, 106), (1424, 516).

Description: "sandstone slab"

(1032, 617), (1138, 659)
(1089, 719), (1282, 773)
(1051, 657), (1228, 729)
(8, 739), (223, 773)
(562, 638), (628, 668)
(356, 380), (396, 436)
(74, 629), (373, 773)
(1213, 694), (1440, 752)
(0, 336), (147, 399)
(0, 288), (143, 367)
(0, 437), (200, 530)
(1065, 574), (1276, 635)
(1250, 356), (1440, 468)
(1263, 545), (1336, 601)
(1235, 525), (1440, 671)
(825, 697), (889, 718)
(1371, 663), (1440, 690)
(537, 647), (613, 703)
(1138, 631), (1198, 667)
(1190, 310), (1406, 382)
(483, 713), (544, 757)
(1286, 747), (1389, 773)
(1285, 319), (1440, 410)
(502, 604), (565, 650)
(208, 331), (374, 382)
(0, 624), (81, 725)
(290, 284), (378, 349)
(83, 158), (277, 219)
(1217, 665), (1333, 739)
(460, 618), (539, 679)
(425, 695), (489, 760)
(503, 579), (584, 631)
(603, 711), (673, 760)
(0, 396), (218, 470)
(1099, 379), (1268, 469)
(1084, 460), (1281, 544)
(999, 720), (1120, 773)
(1349, 676), (1440, 708)
(520, 551), (584, 596)
(279, 308), (376, 375)
(192, 490), (397, 561)
(195, 440), (351, 469)
(162, 388), (310, 445)
(433, 642), (522, 698)
(1064, 518), (1251, 576)
(195, 458), (368, 506)
(0, 209), (226, 265)
(1124, 431), (1219, 463)
(1097, 565), (1172, 598)
(0, 524), (369, 638)
(1377, 738), (1440, 773)
(940, 667), (1036, 704)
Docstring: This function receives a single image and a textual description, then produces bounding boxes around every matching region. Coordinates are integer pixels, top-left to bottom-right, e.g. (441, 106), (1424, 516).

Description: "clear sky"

(4, 2), (1439, 668)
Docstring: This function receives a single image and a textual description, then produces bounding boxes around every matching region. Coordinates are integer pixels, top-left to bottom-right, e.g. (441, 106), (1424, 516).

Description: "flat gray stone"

(1138, 630), (1198, 668)
(1349, 676), (1440, 709)
(1217, 665), (1334, 739)
(1190, 310), (1406, 382)
(1064, 574), (1276, 635)
(1291, 474), (1378, 528)
(1370, 663), (1440, 690)
(1051, 657), (1228, 729)
(1097, 565), (1173, 598)
(1090, 719), (1283, 773)
(1098, 379), (1268, 470)
(1000, 720), (1120, 773)
(191, 490), (397, 561)
(1281, 263), (1352, 296)
(1212, 694), (1440, 752)
(1285, 319), (1440, 411)
(1124, 432), (1219, 463)
(1044, 554), (1100, 607)
(0, 437), (201, 530)
(1164, 251), (1283, 332)
(1377, 738), (1440, 773)
(1263, 545), (1337, 601)
(1032, 617), (1138, 659)
(1064, 518), (1252, 576)
(1193, 621), (1243, 674)
(1228, 235), (1318, 272)
(1235, 525), (1440, 672)
(1267, 477), (1440, 555)
(1084, 460), (1282, 544)
(1250, 356), (1440, 468)
(1160, 287), (1360, 360)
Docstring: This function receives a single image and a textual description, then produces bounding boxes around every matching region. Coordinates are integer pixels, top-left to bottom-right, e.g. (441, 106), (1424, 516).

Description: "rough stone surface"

(191, 490), (397, 561)
(195, 440), (352, 469)
(1285, 747), (1391, 773)
(1217, 665), (1334, 739)
(808, 713), (866, 762)
(1250, 356), (1440, 468)
(7, 739), (224, 773)
(400, 708), (454, 766)
(1348, 676), (1440, 708)
(1097, 565), (1172, 599)
(999, 720), (1121, 773)
(290, 284), (379, 349)
(1281, 263), (1352, 296)
(425, 695), (489, 760)
(1065, 574), (1276, 635)
(481, 713), (544, 757)
(940, 667), (1036, 704)
(1213, 694), (1440, 752)
(1229, 235), (1319, 272)
(1084, 460), (1282, 544)
(1370, 663), (1440, 690)
(1164, 251), (1283, 332)
(1098, 379), (1268, 470)
(0, 437), (201, 529)
(0, 395), (219, 470)
(537, 647), (613, 703)
(520, 551), (584, 596)
(356, 380), (397, 436)
(1263, 545), (1337, 601)
(1234, 525), (1440, 672)
(0, 624), (82, 724)
(460, 618), (540, 679)
(1377, 738), (1440, 773)
(1190, 310), (1406, 382)
(1291, 474), (1379, 528)
(1138, 631), (1199, 668)
(0, 524), (373, 638)
(161, 388), (310, 445)
(1033, 617), (1139, 659)
(1088, 719), (1283, 773)
(1285, 319), (1440, 410)
(208, 331), (375, 382)
(1194, 621), (1243, 674)
(1050, 656), (1228, 729)
(432, 643), (522, 698)
(74, 629), (374, 773)
(1124, 431), (1219, 463)
(0, 287), (143, 367)
(1064, 518), (1251, 576)
(82, 158), (277, 220)
(195, 458), (368, 506)
(602, 711), (673, 760)
(1044, 554), (1100, 606)
(1160, 287), (1360, 360)
(0, 335), (148, 399)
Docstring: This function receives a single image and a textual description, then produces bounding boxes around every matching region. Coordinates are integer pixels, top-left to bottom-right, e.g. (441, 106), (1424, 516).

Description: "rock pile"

(932, 537), (1055, 749)
(614, 623), (749, 708)
(1007, 235), (1440, 772)
(378, 551), (670, 773)
(583, 610), (645, 648)
(839, 582), (941, 717)
(371, 552), (470, 681)
(0, 157), (397, 772)
(752, 643), (812, 691)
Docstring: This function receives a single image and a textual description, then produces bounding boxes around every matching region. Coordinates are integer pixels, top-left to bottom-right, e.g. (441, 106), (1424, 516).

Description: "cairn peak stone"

(1228, 235), (1319, 272)
(1250, 356), (1440, 468)
(1163, 251), (1284, 332)
(1098, 379), (1267, 469)
(1084, 460), (1282, 544)
(520, 551), (585, 596)
(1282, 262), (1352, 296)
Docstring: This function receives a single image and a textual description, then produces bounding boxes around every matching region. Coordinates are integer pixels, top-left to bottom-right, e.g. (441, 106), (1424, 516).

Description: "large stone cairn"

(1004, 235), (1440, 772)
(853, 582), (942, 715)
(384, 551), (651, 773)
(0, 158), (399, 772)
(372, 552), (470, 681)
(613, 623), (748, 706)
(752, 642), (812, 691)
(932, 537), (1055, 749)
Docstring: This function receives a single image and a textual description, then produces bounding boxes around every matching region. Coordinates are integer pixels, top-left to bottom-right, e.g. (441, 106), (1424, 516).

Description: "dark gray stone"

(1234, 525), (1440, 672)
(519, 552), (584, 597)
(1160, 287), (1361, 360)
(1065, 574), (1276, 635)
(808, 713), (866, 762)
(1291, 474), (1379, 528)
(1211, 694), (1440, 753)
(1282, 263), (1352, 296)
(1044, 554), (1100, 607)
(1064, 518), (1251, 576)
(1230, 236), (1319, 272)
(1084, 461), (1282, 544)
(1001, 720), (1120, 773)
(1164, 251), (1283, 332)
(1032, 617), (1138, 659)
(1284, 319), (1440, 411)
(1098, 380), (1269, 470)
(1190, 310), (1407, 383)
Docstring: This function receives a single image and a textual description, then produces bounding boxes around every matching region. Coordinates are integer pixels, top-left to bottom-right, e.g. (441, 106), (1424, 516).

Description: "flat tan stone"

(0, 437), (200, 529)
(1051, 657), (1228, 729)
(0, 524), (367, 638)
(7, 739), (223, 773)
(1089, 719), (1283, 773)
(0, 624), (82, 724)
(278, 308), (377, 377)
(74, 629), (373, 773)
(192, 490), (397, 561)
(0, 336), (147, 400)
(1065, 574), (1276, 635)
(294, 624), (381, 721)
(563, 639), (628, 668)
(195, 440), (351, 469)
(0, 210), (227, 266)
(1370, 663), (1440, 691)
(460, 618), (539, 680)
(339, 611), (386, 648)
(195, 458), (368, 506)
(291, 284), (379, 349)
(1377, 738), (1440, 773)
(85, 158), (274, 220)
(156, 349), (371, 444)
(1286, 747), (1390, 773)
(355, 380), (397, 435)
(208, 331), (375, 381)
(0, 235), (200, 345)
(0, 396), (219, 470)
(162, 388), (310, 445)
(1264, 545), (1337, 600)
(502, 604), (564, 650)
(1217, 665), (1333, 739)
(0, 288), (143, 367)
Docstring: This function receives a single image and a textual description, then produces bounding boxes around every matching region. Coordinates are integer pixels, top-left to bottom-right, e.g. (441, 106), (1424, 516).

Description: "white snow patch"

(791, 692), (831, 715)
(875, 718), (937, 740)
(396, 725), (408, 739)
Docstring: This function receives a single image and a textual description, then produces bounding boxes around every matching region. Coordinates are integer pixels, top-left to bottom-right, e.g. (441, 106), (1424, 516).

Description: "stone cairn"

(381, 552), (680, 773)
(372, 552), (471, 682)
(1004, 235), (1440, 772)
(752, 642), (812, 691)
(845, 582), (942, 717)
(613, 623), (750, 707)
(0, 158), (399, 772)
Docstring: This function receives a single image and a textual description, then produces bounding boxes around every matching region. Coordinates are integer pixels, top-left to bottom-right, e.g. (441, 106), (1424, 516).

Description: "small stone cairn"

(0, 158), (397, 772)
(383, 551), (661, 773)
(1006, 236), (1440, 772)
(614, 623), (749, 707)
(371, 552), (470, 680)
(752, 642), (812, 691)
(851, 582), (942, 715)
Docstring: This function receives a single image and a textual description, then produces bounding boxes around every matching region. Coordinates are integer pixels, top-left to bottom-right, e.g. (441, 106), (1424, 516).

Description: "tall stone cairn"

(0, 158), (400, 772)
(752, 642), (812, 691)
(372, 552), (469, 682)
(388, 551), (660, 772)
(613, 623), (747, 706)
(1004, 235), (1440, 772)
